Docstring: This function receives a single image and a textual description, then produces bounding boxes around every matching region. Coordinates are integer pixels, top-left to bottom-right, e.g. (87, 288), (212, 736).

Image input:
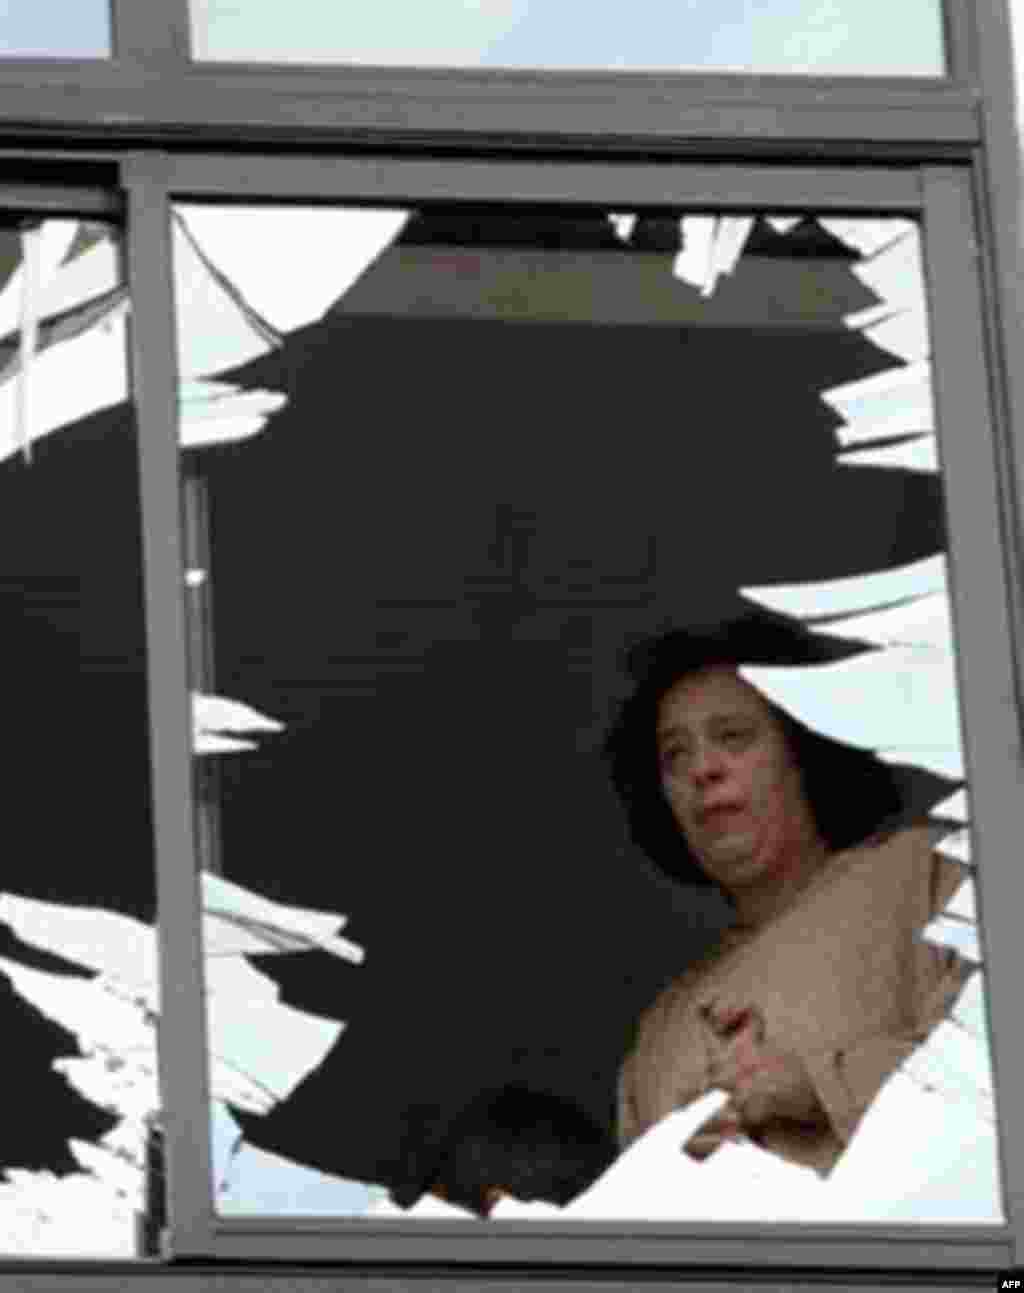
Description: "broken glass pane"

(171, 204), (1001, 1226)
(188, 0), (945, 75)
(0, 217), (159, 1256)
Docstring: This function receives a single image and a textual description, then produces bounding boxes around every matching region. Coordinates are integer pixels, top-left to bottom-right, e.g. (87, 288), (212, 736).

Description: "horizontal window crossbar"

(0, 71), (981, 155)
(132, 156), (926, 211)
(200, 1222), (1013, 1269)
(0, 182), (120, 216)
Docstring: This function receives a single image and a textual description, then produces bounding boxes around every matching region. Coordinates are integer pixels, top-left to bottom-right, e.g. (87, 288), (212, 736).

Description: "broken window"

(0, 215), (159, 1256)
(161, 200), (1000, 1230)
(187, 0), (945, 76)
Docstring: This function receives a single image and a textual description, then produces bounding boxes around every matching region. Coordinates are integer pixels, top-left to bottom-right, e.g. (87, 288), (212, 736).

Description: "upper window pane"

(0, 0), (110, 58)
(188, 0), (946, 75)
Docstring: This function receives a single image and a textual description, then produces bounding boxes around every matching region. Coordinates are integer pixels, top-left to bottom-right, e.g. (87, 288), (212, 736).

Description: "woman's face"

(656, 665), (818, 893)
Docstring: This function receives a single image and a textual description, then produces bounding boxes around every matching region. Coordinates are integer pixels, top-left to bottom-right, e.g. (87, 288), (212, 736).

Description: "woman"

(606, 623), (971, 1175)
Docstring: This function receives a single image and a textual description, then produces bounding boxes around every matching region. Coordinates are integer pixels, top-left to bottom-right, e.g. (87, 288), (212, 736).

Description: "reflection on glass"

(173, 201), (998, 1225)
(0, 218), (161, 1255)
(189, 0), (945, 75)
(0, 0), (110, 58)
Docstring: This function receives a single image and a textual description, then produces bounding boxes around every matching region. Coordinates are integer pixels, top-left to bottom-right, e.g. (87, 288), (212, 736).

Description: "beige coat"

(616, 826), (972, 1174)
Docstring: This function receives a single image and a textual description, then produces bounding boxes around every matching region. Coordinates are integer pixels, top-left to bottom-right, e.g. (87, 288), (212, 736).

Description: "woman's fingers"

(705, 1002), (767, 1045)
(685, 1131), (727, 1160)
(732, 1086), (773, 1127)
(705, 1003), (751, 1036)
(684, 1107), (744, 1160)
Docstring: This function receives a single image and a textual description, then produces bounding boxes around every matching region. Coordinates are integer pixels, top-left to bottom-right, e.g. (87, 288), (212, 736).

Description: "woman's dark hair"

(603, 625), (904, 890)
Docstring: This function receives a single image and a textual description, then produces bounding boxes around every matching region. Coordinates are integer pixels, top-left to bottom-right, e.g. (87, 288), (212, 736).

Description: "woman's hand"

(684, 1105), (745, 1159)
(705, 1005), (825, 1128)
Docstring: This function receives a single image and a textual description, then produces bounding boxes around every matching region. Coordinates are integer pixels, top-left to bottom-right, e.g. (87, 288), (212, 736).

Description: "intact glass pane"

(0, 217), (163, 1256)
(0, 0), (111, 58)
(172, 201), (1000, 1225)
(189, 0), (945, 75)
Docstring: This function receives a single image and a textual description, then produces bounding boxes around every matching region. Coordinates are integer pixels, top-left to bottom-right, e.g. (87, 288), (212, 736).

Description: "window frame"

(0, 0), (985, 151)
(120, 151), (1024, 1271)
(0, 0), (1019, 1284)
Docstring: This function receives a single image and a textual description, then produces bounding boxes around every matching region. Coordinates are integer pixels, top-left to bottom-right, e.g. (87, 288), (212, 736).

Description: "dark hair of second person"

(404, 1085), (616, 1218)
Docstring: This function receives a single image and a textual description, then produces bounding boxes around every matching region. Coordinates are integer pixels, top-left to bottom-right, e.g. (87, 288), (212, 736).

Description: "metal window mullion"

(110, 0), (190, 66)
(973, 0), (1024, 695)
(921, 164), (1024, 1264)
(183, 470), (225, 876)
(943, 0), (979, 82)
(123, 152), (216, 1257)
